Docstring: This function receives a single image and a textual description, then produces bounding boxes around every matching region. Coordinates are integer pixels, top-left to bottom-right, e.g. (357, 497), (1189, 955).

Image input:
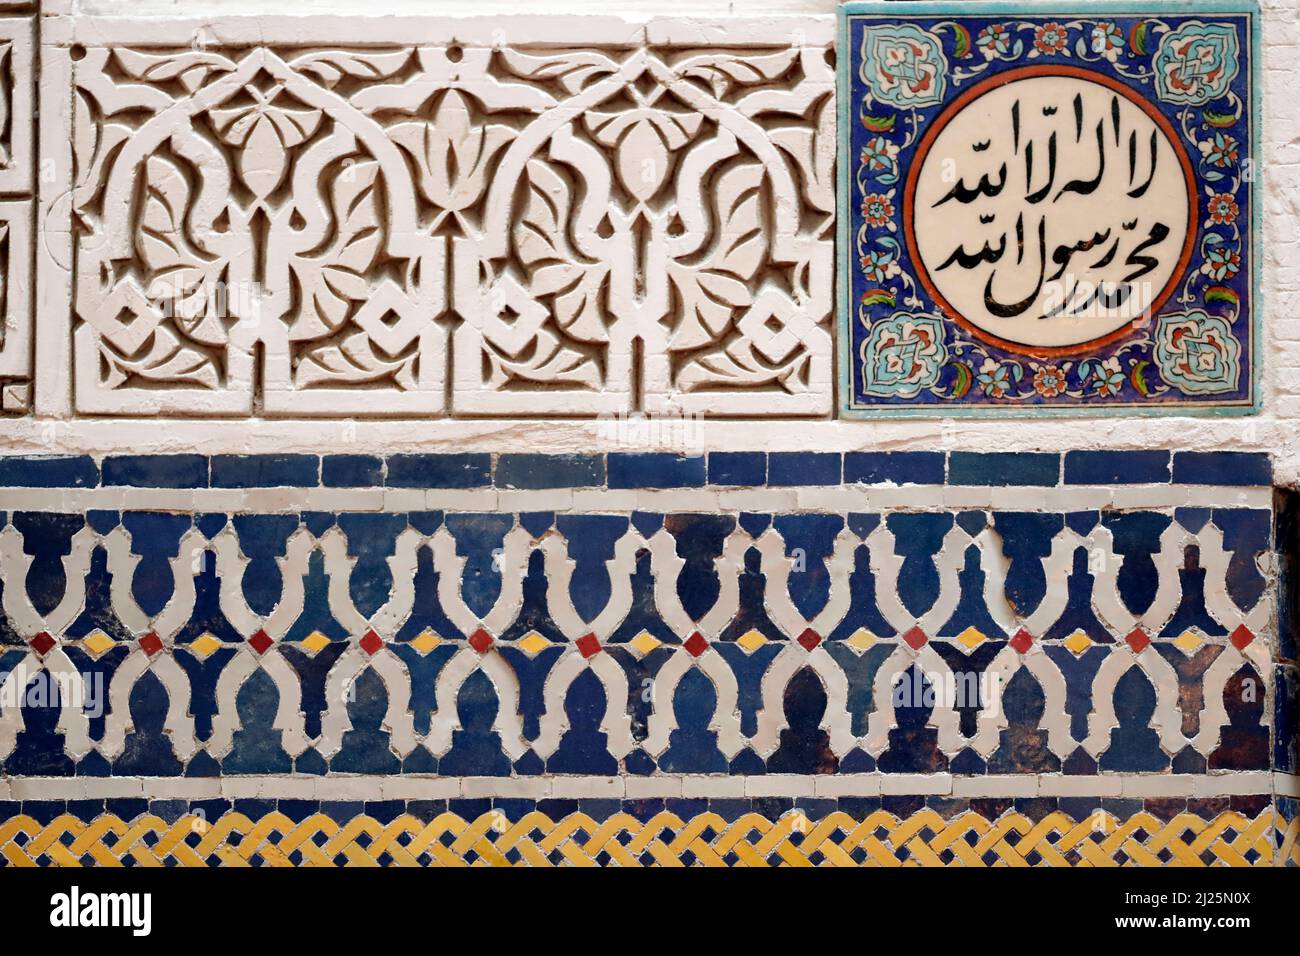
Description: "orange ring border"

(900, 63), (1199, 360)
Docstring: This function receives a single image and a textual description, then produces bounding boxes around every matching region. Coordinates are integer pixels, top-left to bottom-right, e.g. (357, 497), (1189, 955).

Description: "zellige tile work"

(0, 0), (1295, 877)
(0, 451), (1295, 866)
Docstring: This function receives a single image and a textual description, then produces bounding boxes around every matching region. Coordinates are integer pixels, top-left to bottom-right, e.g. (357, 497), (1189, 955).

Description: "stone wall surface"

(0, 0), (1293, 867)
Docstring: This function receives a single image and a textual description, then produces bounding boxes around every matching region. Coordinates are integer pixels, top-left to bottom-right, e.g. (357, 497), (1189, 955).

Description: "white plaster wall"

(5, 0), (1296, 487)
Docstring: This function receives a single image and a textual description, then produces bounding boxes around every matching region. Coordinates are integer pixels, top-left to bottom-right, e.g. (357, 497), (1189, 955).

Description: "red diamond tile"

(1229, 624), (1255, 651)
(1009, 628), (1033, 655)
(1125, 628), (1150, 654)
(797, 628), (822, 651)
(138, 632), (164, 657)
(468, 628), (493, 654)
(683, 631), (709, 657)
(247, 629), (273, 655)
(28, 632), (55, 656)
(359, 629), (384, 656)
(576, 633), (601, 658)
(902, 626), (927, 650)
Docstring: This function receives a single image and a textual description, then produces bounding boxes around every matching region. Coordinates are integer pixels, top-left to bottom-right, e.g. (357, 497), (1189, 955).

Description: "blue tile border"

(0, 451), (1278, 489)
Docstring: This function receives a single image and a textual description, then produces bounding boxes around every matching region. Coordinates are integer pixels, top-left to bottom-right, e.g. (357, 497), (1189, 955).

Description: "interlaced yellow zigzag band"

(0, 808), (1290, 866)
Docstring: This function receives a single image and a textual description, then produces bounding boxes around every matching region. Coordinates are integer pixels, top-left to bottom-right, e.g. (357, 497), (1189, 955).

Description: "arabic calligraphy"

(906, 67), (1194, 353)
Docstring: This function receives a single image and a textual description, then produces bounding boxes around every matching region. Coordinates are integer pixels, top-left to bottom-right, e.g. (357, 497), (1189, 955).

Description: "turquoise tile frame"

(837, 1), (1262, 418)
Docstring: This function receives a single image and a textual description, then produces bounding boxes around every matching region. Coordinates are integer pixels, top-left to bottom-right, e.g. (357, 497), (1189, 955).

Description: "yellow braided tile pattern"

(0, 808), (1283, 867)
(1279, 812), (1300, 867)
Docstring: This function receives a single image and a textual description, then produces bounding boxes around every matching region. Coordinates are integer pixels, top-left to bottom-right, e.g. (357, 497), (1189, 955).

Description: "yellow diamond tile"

(188, 633), (223, 660)
(1172, 631), (1204, 654)
(955, 626), (986, 650)
(736, 629), (769, 653)
(409, 630), (443, 655)
(517, 631), (552, 657)
(299, 631), (333, 656)
(1063, 630), (1093, 656)
(844, 629), (877, 653)
(629, 631), (662, 656)
(81, 630), (116, 657)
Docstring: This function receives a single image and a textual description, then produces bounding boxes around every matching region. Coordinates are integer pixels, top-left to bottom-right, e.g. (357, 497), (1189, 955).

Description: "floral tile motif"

(839, 2), (1258, 416)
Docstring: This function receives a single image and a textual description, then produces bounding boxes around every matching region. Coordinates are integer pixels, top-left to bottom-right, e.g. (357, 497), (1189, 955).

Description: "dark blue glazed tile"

(86, 510), (120, 535)
(13, 512), (84, 616)
(948, 452), (1059, 486)
(607, 453), (705, 488)
(1276, 664), (1298, 775)
(707, 452), (766, 486)
(331, 669), (401, 774)
(112, 671), (182, 776)
(321, 454), (383, 488)
(630, 511), (663, 537)
(122, 512), (190, 616)
(768, 452), (840, 486)
(408, 511), (443, 536)
(519, 511), (554, 538)
(0, 456), (98, 488)
(1172, 451), (1271, 486)
(556, 514), (628, 622)
(547, 669), (617, 774)
(1098, 667), (1170, 772)
(337, 513), (407, 619)
(773, 513), (843, 618)
(844, 451), (944, 485)
(1063, 451), (1170, 485)
(386, 453), (491, 489)
(738, 512), (770, 537)
(886, 512), (953, 618)
(211, 454), (319, 488)
(103, 454), (208, 488)
(231, 514), (299, 616)
(496, 454), (603, 489)
(301, 511), (335, 536)
(444, 513), (515, 619)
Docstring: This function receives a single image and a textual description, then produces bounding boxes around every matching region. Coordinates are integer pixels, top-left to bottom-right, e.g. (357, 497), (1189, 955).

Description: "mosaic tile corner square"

(838, 1), (1260, 417)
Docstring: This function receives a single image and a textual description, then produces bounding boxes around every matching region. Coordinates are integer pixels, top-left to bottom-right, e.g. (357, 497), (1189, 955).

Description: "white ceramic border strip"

(0, 772), (1279, 802)
(0, 484), (1274, 512)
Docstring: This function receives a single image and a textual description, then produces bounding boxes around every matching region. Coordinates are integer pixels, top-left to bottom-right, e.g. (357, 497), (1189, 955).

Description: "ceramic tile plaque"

(839, 1), (1259, 416)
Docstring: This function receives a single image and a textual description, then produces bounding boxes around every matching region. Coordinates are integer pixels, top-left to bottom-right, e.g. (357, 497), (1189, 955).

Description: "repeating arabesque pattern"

(0, 500), (1278, 776)
(64, 27), (833, 417)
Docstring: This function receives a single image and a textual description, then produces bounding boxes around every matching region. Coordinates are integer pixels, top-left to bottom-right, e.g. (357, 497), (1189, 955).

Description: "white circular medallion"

(907, 69), (1194, 353)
